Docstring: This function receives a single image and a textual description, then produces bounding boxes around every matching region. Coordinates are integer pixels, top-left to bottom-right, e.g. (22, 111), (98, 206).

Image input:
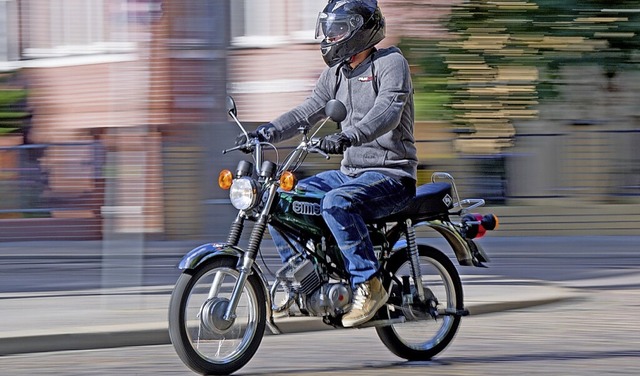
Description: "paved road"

(1, 289), (638, 375)
(1, 236), (639, 293)
(0, 236), (638, 375)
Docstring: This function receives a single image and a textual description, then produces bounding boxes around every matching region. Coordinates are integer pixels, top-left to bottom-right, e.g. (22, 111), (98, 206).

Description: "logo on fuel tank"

(292, 201), (322, 216)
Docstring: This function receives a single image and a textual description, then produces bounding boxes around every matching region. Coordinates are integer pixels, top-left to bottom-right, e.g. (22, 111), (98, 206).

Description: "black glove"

(318, 133), (351, 154)
(235, 131), (258, 147)
(235, 123), (276, 147)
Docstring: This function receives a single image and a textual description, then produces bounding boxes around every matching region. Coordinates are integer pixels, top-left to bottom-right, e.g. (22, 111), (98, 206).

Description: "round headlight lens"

(229, 177), (257, 210)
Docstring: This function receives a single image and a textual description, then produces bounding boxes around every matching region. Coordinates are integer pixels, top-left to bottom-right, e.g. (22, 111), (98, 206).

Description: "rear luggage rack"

(431, 172), (485, 215)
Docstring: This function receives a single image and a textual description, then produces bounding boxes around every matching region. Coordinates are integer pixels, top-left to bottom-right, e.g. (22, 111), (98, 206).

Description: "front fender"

(178, 242), (245, 270)
(176, 242), (282, 335)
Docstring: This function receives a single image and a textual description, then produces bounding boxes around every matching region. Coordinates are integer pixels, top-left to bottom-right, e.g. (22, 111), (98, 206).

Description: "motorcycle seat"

(378, 182), (453, 223)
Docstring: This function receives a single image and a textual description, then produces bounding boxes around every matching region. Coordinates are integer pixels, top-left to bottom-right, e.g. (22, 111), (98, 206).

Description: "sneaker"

(342, 277), (389, 327)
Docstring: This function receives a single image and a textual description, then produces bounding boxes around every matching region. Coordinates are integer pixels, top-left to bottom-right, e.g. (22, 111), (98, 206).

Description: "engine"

(276, 256), (351, 316)
(306, 282), (352, 316)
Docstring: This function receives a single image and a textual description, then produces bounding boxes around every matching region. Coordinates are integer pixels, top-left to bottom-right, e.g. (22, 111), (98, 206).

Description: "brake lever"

(223, 143), (254, 154)
(308, 139), (330, 160)
(311, 147), (330, 160)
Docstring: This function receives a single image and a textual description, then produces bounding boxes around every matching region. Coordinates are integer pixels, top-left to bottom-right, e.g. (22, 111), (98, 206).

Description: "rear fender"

(395, 220), (485, 267)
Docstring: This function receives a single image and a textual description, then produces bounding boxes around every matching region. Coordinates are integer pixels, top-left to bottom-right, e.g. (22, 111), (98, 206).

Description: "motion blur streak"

(0, 1), (637, 259)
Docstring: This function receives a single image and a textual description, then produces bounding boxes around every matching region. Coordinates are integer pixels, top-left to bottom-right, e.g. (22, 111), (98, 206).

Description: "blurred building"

(0, 0), (452, 241)
(227, 0), (452, 121)
(0, 1), (638, 241)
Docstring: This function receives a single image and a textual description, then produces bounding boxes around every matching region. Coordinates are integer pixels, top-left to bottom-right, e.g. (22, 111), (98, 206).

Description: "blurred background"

(0, 0), (639, 243)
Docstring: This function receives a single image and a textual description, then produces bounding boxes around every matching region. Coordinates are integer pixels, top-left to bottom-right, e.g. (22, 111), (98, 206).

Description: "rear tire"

(168, 257), (266, 375)
(377, 245), (463, 360)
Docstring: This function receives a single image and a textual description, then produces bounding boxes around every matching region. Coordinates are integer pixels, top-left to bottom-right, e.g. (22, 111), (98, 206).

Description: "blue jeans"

(270, 170), (413, 288)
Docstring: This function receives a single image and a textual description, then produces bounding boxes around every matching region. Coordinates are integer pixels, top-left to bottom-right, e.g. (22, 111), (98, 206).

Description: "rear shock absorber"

(405, 219), (426, 302)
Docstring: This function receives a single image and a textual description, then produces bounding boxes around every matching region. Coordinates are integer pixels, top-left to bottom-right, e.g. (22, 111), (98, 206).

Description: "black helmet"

(315, 0), (386, 67)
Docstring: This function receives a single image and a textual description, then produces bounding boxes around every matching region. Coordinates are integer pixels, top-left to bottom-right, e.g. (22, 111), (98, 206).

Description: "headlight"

(229, 177), (258, 210)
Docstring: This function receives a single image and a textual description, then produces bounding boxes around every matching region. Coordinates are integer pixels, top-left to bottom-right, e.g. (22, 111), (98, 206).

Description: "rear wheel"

(377, 245), (463, 360)
(168, 257), (266, 375)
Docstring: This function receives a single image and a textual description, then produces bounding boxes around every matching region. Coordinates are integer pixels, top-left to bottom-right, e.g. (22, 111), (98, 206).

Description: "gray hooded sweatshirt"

(267, 46), (417, 182)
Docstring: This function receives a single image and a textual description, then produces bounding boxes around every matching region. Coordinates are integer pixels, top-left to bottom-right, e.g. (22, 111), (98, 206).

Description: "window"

(19, 0), (137, 59)
(292, 0), (318, 41)
(230, 0), (320, 48)
(0, 0), (19, 65)
(231, 0), (285, 48)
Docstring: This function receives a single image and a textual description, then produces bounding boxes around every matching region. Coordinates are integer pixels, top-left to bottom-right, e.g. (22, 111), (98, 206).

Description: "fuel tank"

(271, 189), (328, 236)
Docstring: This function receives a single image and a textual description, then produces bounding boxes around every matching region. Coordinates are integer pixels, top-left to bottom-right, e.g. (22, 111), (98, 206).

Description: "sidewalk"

(0, 276), (581, 356)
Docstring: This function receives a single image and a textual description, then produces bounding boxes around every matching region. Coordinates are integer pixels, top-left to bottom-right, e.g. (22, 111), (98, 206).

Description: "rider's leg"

(321, 171), (413, 326)
(268, 226), (301, 263)
(268, 170), (348, 313)
(267, 170), (348, 263)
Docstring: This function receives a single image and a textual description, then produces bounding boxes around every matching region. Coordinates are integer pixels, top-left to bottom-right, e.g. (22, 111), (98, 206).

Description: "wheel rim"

(387, 255), (457, 350)
(184, 266), (259, 364)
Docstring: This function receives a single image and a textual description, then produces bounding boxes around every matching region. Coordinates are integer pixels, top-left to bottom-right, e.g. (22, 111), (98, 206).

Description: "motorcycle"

(168, 96), (498, 375)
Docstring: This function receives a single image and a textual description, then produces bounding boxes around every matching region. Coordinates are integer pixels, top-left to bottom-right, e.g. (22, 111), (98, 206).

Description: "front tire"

(377, 245), (463, 360)
(168, 257), (266, 375)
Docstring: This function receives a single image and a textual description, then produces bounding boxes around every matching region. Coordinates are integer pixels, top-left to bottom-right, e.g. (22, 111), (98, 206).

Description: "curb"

(0, 327), (170, 356)
(0, 291), (580, 356)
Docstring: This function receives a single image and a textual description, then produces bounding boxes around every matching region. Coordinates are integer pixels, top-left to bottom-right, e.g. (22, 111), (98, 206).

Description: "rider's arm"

(341, 51), (412, 146)
(267, 68), (335, 144)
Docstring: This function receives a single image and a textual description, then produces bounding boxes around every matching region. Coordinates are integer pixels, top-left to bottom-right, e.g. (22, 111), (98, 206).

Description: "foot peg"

(442, 308), (469, 317)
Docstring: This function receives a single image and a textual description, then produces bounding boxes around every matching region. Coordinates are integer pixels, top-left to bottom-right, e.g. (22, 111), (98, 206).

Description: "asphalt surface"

(1, 288), (639, 375)
(0, 236), (638, 356)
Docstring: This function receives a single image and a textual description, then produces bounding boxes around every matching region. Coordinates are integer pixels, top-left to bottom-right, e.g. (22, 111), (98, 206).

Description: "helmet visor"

(315, 12), (364, 44)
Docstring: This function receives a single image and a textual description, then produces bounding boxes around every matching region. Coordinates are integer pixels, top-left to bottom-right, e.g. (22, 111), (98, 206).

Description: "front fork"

(222, 183), (278, 322)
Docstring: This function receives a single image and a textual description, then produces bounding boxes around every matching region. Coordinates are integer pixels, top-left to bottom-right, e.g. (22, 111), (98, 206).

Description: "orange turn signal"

(279, 171), (296, 191)
(218, 169), (233, 190)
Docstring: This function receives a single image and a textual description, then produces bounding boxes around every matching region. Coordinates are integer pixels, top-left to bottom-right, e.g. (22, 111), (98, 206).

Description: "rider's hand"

(235, 131), (259, 147)
(318, 133), (351, 154)
(234, 123), (276, 147)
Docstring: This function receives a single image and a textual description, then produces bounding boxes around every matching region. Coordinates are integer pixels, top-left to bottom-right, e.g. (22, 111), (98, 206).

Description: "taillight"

(462, 213), (499, 239)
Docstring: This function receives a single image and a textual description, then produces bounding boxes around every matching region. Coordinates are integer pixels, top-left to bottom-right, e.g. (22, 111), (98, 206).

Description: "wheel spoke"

(168, 257), (267, 374)
(376, 247), (463, 360)
(391, 257), (455, 348)
(185, 268), (254, 362)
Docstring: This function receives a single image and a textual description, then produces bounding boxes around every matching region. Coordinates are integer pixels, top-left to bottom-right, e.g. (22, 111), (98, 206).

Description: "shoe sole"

(342, 290), (390, 328)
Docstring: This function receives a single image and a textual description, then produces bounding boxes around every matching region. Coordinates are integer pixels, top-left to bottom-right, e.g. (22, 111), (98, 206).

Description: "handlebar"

(223, 137), (260, 155)
(223, 136), (329, 178)
(222, 144), (251, 154)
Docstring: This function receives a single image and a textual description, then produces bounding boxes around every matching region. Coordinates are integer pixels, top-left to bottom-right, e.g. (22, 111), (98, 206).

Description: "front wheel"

(168, 257), (266, 375)
(377, 245), (463, 360)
